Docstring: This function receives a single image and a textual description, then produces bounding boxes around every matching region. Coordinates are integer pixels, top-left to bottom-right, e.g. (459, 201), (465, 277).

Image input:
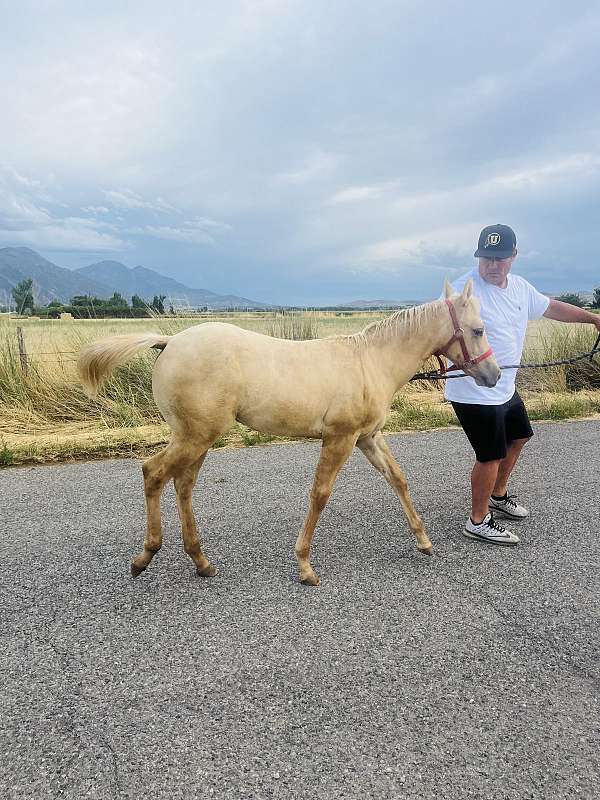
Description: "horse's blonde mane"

(343, 299), (444, 347)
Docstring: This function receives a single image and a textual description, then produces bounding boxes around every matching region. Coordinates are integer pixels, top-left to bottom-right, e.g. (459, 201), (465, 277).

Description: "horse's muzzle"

(471, 363), (501, 387)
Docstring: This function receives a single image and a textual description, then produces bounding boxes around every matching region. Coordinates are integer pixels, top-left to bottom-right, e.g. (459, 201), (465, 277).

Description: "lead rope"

(410, 332), (600, 381)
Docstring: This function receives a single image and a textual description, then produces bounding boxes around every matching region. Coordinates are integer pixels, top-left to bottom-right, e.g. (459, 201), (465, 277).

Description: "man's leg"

(492, 437), (531, 498)
(452, 398), (527, 544)
(471, 458), (501, 523)
(466, 456), (519, 544)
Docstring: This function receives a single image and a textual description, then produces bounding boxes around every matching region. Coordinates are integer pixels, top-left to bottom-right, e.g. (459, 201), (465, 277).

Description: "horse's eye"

(473, 328), (484, 337)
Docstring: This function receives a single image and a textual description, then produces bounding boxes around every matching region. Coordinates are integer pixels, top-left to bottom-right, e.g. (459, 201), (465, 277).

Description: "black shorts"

(451, 391), (534, 463)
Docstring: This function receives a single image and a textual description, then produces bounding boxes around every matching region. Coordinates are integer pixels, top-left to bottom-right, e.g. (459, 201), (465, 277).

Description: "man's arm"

(543, 299), (600, 331)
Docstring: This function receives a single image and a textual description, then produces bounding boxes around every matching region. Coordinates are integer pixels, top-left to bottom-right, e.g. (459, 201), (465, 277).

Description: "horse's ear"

(460, 277), (473, 301)
(443, 278), (454, 299)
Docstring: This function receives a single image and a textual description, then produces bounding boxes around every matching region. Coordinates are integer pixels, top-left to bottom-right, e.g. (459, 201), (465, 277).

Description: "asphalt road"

(1, 420), (599, 800)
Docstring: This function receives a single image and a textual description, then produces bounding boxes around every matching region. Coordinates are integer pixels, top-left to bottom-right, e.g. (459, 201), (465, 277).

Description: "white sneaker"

(463, 513), (519, 546)
(489, 493), (529, 519)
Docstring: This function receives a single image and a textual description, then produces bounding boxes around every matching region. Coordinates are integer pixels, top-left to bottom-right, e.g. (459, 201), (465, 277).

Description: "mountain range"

(337, 298), (418, 309)
(0, 247), (268, 309)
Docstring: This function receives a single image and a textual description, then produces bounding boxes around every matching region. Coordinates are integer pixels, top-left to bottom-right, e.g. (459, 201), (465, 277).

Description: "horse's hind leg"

(295, 434), (356, 586)
(174, 453), (217, 577)
(131, 440), (197, 577)
(357, 431), (432, 554)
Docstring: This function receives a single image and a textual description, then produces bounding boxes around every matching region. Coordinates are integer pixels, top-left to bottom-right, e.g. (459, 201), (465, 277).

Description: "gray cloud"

(1, 1), (599, 303)
(103, 190), (176, 213)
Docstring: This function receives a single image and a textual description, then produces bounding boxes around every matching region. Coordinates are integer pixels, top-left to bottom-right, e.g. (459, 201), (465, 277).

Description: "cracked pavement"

(1, 420), (599, 799)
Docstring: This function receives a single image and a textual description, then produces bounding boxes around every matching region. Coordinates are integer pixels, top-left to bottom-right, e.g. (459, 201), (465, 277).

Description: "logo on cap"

(485, 233), (501, 247)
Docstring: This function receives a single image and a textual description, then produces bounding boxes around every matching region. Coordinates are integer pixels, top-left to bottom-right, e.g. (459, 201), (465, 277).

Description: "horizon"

(1, 3), (599, 306)
(1, 245), (596, 308)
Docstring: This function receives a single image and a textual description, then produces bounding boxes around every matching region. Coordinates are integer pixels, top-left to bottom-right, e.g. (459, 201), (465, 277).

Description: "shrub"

(555, 293), (585, 308)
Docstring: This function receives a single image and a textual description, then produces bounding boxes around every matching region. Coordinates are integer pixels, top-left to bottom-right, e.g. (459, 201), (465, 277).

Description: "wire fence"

(9, 331), (600, 376)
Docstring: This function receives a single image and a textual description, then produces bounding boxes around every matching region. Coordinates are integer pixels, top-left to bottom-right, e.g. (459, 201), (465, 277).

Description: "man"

(445, 224), (600, 546)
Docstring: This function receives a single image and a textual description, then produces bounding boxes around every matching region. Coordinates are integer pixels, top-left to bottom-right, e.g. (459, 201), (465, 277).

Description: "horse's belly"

(237, 385), (327, 438)
(237, 411), (323, 438)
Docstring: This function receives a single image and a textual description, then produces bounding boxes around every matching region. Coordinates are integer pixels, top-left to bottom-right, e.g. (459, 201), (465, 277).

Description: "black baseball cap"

(474, 224), (517, 259)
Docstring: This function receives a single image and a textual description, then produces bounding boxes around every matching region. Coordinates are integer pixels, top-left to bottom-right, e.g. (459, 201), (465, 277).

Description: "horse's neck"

(367, 302), (449, 389)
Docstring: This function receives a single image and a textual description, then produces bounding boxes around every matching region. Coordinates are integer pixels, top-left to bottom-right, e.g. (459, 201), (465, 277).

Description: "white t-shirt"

(444, 269), (550, 405)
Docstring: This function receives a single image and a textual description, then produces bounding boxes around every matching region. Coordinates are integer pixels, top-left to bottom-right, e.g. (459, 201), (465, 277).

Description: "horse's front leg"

(357, 431), (432, 554)
(295, 434), (356, 586)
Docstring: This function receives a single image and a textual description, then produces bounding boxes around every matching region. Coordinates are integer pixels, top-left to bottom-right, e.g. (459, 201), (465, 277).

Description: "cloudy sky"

(1, 0), (599, 305)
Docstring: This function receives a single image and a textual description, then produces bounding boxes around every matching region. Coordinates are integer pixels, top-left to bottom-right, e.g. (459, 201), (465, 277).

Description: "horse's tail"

(77, 333), (171, 398)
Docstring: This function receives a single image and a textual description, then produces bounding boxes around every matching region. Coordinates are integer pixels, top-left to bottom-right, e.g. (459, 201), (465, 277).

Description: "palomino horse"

(78, 278), (499, 585)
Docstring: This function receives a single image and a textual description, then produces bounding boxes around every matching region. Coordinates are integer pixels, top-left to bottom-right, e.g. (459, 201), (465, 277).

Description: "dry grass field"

(1, 310), (599, 466)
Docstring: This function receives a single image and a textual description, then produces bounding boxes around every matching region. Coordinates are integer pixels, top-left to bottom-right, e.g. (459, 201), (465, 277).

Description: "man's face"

(478, 253), (516, 288)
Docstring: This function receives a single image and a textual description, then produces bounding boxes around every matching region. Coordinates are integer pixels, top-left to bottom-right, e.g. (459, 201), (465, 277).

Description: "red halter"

(434, 299), (494, 375)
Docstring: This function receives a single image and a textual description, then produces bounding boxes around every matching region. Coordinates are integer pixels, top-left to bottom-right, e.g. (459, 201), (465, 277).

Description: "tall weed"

(268, 311), (320, 340)
(0, 320), (159, 429)
(518, 324), (600, 393)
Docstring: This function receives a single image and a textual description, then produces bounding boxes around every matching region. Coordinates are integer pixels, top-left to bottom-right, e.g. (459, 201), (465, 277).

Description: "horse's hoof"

(197, 564), (218, 578)
(131, 563), (145, 578)
(419, 545), (433, 555)
(300, 574), (321, 587)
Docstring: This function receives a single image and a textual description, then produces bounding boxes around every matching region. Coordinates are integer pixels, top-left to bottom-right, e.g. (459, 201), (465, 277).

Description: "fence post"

(16, 327), (28, 376)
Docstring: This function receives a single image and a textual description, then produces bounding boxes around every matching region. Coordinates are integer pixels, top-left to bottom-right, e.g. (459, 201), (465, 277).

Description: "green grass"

(240, 428), (279, 446)
(0, 438), (14, 466)
(526, 391), (600, 421)
(387, 395), (456, 430)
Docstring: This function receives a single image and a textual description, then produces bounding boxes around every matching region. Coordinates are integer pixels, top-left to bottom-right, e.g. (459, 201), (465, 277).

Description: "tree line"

(6, 278), (170, 317)
(4, 276), (600, 317)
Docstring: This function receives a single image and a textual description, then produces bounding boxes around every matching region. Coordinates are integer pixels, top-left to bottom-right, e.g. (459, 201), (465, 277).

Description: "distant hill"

(0, 248), (268, 309)
(0, 248), (113, 305)
(337, 298), (420, 309)
(75, 260), (267, 309)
